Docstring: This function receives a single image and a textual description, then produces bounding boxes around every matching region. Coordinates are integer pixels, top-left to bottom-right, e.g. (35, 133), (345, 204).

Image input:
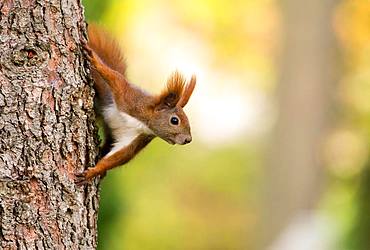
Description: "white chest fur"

(103, 104), (153, 156)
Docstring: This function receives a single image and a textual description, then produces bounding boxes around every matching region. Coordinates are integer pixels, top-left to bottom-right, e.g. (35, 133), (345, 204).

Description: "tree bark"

(0, 0), (99, 249)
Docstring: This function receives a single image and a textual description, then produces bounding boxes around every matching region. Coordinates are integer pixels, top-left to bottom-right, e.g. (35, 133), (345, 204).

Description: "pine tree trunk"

(0, 0), (99, 249)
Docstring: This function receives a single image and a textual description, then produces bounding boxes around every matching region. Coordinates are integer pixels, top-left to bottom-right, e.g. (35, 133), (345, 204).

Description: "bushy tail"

(87, 24), (127, 75)
(86, 24), (127, 105)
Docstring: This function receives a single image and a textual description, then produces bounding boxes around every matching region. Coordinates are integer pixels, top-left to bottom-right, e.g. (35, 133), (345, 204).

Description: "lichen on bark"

(0, 0), (99, 249)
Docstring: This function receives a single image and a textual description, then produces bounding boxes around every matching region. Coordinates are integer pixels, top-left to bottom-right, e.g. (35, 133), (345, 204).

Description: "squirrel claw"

(81, 43), (102, 68)
(75, 171), (90, 185)
(82, 43), (93, 56)
(75, 169), (106, 185)
(81, 42), (94, 61)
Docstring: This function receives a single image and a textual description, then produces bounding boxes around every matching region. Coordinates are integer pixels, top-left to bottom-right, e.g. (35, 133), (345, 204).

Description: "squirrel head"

(149, 72), (196, 145)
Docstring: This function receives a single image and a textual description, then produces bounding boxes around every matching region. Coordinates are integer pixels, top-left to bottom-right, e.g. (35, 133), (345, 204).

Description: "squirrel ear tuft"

(178, 75), (196, 108)
(155, 71), (185, 110)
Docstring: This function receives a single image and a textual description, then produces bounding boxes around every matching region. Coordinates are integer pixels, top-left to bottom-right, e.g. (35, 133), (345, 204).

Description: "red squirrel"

(76, 25), (196, 184)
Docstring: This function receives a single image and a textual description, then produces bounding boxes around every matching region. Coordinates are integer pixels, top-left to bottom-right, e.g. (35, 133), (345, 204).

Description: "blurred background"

(83, 0), (370, 249)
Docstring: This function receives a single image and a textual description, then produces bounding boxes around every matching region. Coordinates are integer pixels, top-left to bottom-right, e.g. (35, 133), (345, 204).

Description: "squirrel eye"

(170, 116), (179, 125)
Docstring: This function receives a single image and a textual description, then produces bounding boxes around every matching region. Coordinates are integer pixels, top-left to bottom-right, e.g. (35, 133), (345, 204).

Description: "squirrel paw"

(75, 171), (90, 185)
(81, 42), (105, 70)
(81, 42), (94, 62)
(75, 169), (107, 185)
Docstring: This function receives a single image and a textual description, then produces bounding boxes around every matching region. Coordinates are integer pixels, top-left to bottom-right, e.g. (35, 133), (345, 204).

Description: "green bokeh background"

(83, 0), (370, 249)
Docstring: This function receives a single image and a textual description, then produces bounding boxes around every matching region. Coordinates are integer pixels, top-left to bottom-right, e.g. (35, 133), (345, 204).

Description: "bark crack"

(0, 0), (99, 249)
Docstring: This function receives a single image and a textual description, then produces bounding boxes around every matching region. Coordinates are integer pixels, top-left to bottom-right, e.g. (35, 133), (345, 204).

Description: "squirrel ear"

(155, 71), (185, 110)
(156, 92), (179, 110)
(177, 75), (196, 108)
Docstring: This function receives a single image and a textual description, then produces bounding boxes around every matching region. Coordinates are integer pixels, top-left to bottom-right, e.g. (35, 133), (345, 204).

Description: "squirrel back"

(87, 24), (127, 103)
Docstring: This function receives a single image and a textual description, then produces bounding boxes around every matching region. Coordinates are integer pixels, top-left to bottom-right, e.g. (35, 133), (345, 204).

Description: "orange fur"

(76, 25), (196, 184)
(87, 24), (127, 103)
(155, 71), (191, 108)
(87, 24), (126, 74)
(165, 71), (186, 98)
(178, 75), (196, 107)
(78, 134), (154, 181)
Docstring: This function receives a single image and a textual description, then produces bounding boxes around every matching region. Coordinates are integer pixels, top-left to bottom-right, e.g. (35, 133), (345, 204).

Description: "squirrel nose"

(184, 136), (192, 144)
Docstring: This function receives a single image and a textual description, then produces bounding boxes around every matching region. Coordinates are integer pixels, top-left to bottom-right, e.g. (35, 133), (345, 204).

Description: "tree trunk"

(259, 0), (337, 248)
(0, 0), (99, 249)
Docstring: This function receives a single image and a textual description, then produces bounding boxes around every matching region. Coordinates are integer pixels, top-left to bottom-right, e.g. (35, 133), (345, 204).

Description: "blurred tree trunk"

(259, 0), (337, 248)
(0, 0), (99, 249)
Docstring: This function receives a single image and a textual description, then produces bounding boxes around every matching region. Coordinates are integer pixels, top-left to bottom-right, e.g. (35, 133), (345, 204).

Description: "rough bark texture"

(0, 0), (99, 249)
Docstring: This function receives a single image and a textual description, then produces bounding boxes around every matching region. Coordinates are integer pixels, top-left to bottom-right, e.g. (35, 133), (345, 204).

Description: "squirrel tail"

(87, 24), (127, 75)
(86, 24), (127, 104)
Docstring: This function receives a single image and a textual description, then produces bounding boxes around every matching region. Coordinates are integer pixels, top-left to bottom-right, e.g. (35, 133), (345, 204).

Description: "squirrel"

(75, 25), (196, 184)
